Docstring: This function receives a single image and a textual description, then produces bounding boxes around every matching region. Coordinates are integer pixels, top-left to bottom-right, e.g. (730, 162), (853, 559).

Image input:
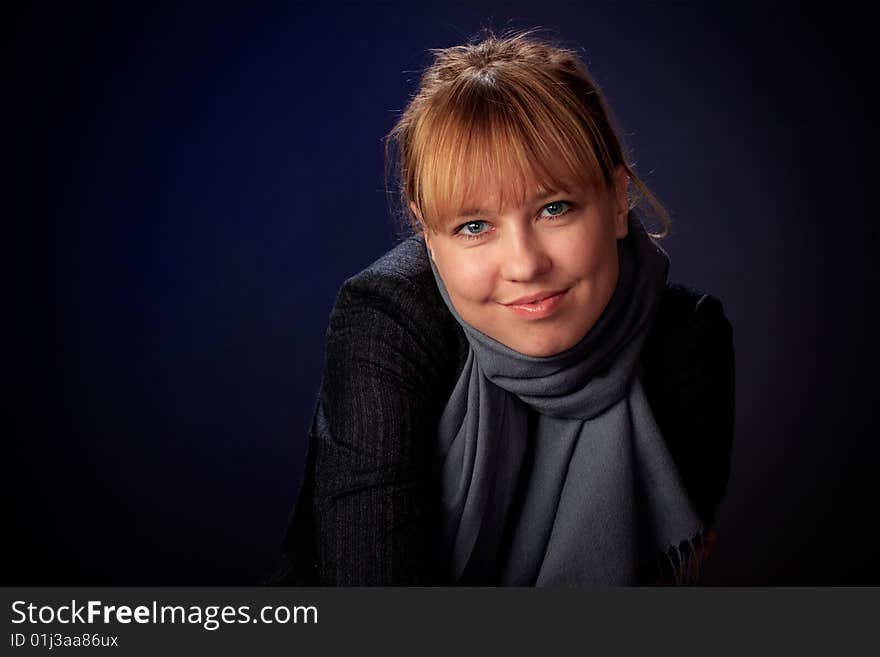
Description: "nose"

(499, 226), (552, 282)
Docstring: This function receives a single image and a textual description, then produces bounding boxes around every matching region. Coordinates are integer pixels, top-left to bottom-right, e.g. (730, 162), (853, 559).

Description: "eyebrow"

(454, 188), (572, 219)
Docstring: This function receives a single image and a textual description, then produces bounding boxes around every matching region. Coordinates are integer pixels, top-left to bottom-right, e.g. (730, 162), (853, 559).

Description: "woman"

(274, 31), (734, 585)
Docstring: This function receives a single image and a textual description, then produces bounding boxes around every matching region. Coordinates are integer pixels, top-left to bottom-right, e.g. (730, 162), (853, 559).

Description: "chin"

(513, 333), (577, 358)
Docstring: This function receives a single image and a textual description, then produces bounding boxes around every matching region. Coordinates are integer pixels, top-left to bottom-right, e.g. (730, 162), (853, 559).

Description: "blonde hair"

(386, 30), (670, 238)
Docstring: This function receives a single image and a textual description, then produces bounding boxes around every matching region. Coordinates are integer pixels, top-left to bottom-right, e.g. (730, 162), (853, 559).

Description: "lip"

(502, 289), (569, 320)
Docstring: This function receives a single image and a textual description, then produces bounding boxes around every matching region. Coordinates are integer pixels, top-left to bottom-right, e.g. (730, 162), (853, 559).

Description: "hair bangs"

(412, 79), (606, 232)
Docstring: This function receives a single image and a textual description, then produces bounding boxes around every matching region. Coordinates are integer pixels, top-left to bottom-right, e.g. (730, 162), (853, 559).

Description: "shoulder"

(325, 234), (467, 387)
(644, 283), (734, 376)
(333, 234), (441, 318)
(640, 282), (735, 435)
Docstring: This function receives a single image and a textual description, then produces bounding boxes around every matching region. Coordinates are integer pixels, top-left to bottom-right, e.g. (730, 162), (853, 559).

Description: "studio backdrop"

(7, 0), (876, 585)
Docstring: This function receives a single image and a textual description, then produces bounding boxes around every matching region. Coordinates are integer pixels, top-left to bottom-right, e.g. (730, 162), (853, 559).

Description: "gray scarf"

(429, 212), (703, 585)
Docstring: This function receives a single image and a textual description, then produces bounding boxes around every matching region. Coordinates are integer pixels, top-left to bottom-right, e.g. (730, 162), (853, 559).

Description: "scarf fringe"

(655, 529), (706, 586)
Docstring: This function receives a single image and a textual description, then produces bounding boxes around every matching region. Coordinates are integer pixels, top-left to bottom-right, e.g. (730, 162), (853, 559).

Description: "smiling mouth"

(502, 289), (569, 319)
(504, 289), (569, 306)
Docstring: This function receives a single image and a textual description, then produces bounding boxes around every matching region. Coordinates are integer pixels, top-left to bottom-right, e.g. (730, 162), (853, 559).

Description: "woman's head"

(388, 31), (666, 235)
(387, 31), (667, 356)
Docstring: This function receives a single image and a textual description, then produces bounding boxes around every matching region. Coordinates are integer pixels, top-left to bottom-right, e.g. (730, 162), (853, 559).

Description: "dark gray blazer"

(274, 235), (735, 585)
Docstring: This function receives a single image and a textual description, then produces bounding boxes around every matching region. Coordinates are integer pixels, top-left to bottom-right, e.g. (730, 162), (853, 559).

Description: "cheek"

(438, 252), (497, 303)
(563, 223), (617, 275)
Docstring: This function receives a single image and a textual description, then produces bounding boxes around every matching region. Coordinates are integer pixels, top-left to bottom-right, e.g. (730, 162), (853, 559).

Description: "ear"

(613, 165), (629, 239)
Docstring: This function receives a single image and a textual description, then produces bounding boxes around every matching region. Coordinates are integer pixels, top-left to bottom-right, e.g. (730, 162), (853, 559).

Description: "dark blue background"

(7, 1), (876, 584)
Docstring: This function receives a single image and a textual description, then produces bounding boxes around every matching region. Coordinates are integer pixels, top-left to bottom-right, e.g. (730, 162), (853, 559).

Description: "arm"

(643, 288), (736, 530)
(642, 290), (735, 584)
(670, 293), (735, 530)
(310, 271), (455, 585)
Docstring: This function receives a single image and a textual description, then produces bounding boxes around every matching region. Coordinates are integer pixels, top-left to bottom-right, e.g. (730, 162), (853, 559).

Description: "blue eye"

(458, 220), (489, 236)
(540, 201), (572, 217)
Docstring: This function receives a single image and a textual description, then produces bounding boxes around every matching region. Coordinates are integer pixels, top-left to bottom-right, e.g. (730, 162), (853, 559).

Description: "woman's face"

(423, 167), (629, 358)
